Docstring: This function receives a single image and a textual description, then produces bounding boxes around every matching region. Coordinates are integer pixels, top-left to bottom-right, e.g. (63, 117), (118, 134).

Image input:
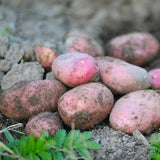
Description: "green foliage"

(150, 86), (158, 90)
(0, 89), (5, 95)
(20, 58), (24, 64)
(0, 129), (101, 160)
(0, 27), (12, 37)
(149, 130), (160, 160)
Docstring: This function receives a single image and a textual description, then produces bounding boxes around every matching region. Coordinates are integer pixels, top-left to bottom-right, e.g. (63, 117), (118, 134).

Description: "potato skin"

(0, 80), (67, 120)
(52, 53), (100, 87)
(148, 68), (160, 89)
(58, 82), (114, 129)
(25, 112), (63, 139)
(109, 90), (160, 134)
(64, 37), (104, 57)
(107, 32), (159, 66)
(96, 56), (151, 95)
(63, 29), (94, 41)
(34, 45), (58, 68)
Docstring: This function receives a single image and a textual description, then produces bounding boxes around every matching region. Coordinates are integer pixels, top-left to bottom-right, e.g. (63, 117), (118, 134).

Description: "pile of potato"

(0, 30), (160, 138)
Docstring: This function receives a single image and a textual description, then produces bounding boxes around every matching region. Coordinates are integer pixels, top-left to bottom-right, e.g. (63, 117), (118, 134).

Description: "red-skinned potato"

(34, 45), (59, 68)
(64, 37), (104, 57)
(96, 56), (151, 95)
(148, 68), (160, 89)
(109, 90), (160, 134)
(63, 29), (94, 41)
(58, 82), (114, 129)
(107, 32), (159, 66)
(25, 112), (63, 139)
(52, 53), (100, 87)
(0, 80), (66, 120)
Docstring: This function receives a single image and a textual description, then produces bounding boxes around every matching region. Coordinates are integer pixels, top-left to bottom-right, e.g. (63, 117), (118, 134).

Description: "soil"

(0, 0), (160, 159)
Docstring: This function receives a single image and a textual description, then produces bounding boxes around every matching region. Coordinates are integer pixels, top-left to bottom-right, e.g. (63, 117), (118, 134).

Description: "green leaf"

(81, 141), (101, 149)
(150, 86), (158, 90)
(26, 134), (36, 155)
(150, 153), (160, 160)
(63, 130), (74, 149)
(52, 150), (63, 160)
(75, 147), (92, 160)
(3, 129), (15, 144)
(0, 142), (14, 154)
(18, 136), (28, 157)
(73, 131), (92, 146)
(53, 129), (66, 148)
(31, 154), (41, 160)
(36, 133), (47, 150)
(0, 27), (12, 37)
(37, 151), (52, 160)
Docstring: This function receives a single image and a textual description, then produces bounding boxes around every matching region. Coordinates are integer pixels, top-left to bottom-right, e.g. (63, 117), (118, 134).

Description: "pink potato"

(58, 82), (114, 129)
(64, 37), (104, 57)
(96, 56), (151, 95)
(63, 29), (94, 41)
(34, 45), (59, 68)
(25, 112), (63, 139)
(148, 68), (160, 89)
(107, 32), (159, 66)
(52, 53), (100, 87)
(109, 90), (160, 134)
(0, 80), (66, 120)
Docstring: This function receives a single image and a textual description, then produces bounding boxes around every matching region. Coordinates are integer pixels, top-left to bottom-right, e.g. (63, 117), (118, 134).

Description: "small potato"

(0, 80), (67, 120)
(109, 90), (160, 134)
(63, 29), (94, 41)
(25, 112), (63, 139)
(34, 45), (59, 68)
(64, 37), (104, 57)
(107, 32), (159, 66)
(52, 53), (100, 87)
(96, 56), (151, 95)
(148, 68), (160, 89)
(58, 82), (114, 129)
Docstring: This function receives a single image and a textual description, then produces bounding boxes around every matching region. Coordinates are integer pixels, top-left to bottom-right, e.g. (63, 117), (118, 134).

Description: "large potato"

(58, 82), (114, 129)
(109, 90), (160, 134)
(107, 32), (159, 66)
(0, 80), (66, 120)
(52, 53), (100, 87)
(26, 112), (63, 139)
(96, 56), (151, 95)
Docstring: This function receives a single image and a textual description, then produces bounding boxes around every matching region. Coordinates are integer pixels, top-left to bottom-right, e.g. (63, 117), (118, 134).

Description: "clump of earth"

(0, 0), (160, 159)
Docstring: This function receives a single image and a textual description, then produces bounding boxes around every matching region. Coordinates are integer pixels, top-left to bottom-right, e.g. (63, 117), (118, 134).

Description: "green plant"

(20, 58), (24, 64)
(0, 27), (12, 37)
(0, 129), (101, 160)
(149, 130), (160, 160)
(150, 86), (159, 90)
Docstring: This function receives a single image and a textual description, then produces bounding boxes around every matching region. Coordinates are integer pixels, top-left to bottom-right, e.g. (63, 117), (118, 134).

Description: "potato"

(58, 82), (114, 129)
(0, 80), (67, 120)
(25, 112), (63, 139)
(109, 90), (160, 134)
(34, 45), (59, 68)
(96, 56), (151, 95)
(148, 68), (160, 89)
(64, 37), (104, 57)
(63, 29), (94, 41)
(52, 53), (100, 87)
(107, 32), (159, 66)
